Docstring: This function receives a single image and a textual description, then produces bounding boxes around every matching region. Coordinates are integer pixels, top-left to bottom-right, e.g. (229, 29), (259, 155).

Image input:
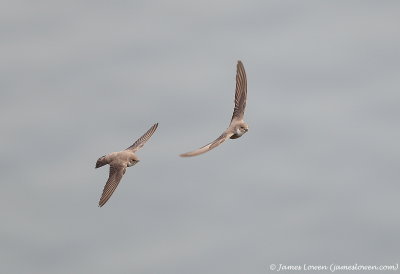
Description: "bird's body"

(95, 123), (158, 207)
(180, 61), (248, 157)
(96, 151), (139, 169)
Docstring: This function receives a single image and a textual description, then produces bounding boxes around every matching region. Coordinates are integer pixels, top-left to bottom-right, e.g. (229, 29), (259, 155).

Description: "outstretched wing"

(231, 60), (247, 122)
(125, 123), (158, 152)
(180, 132), (233, 157)
(98, 164), (126, 207)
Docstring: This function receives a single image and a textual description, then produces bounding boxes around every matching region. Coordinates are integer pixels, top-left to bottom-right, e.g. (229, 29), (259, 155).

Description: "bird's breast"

(230, 134), (241, 139)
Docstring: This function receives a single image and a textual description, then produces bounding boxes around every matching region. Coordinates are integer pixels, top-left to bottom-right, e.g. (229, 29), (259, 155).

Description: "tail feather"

(95, 155), (108, 168)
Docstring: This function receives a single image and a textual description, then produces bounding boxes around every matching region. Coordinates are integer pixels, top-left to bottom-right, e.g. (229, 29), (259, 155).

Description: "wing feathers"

(180, 132), (232, 157)
(126, 123), (158, 152)
(231, 60), (247, 121)
(98, 165), (126, 207)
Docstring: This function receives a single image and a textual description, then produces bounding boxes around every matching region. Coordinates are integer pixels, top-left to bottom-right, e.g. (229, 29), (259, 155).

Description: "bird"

(180, 60), (248, 157)
(95, 123), (158, 207)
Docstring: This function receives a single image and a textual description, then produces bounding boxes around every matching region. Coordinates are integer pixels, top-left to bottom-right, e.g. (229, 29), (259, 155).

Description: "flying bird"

(180, 60), (248, 157)
(95, 123), (158, 207)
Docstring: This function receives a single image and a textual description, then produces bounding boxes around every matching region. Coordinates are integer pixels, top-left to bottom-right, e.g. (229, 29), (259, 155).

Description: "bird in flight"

(180, 60), (248, 157)
(95, 123), (158, 207)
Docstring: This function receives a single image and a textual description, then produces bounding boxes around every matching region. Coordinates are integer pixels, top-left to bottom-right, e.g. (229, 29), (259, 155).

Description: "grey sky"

(1, 1), (400, 273)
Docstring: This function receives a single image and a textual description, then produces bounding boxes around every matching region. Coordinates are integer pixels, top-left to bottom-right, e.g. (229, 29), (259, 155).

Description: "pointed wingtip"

(180, 151), (199, 157)
(237, 60), (245, 70)
(151, 122), (159, 135)
(98, 197), (106, 207)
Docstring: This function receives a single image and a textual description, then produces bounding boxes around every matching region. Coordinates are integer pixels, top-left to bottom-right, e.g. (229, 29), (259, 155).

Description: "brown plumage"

(95, 123), (158, 207)
(180, 60), (249, 157)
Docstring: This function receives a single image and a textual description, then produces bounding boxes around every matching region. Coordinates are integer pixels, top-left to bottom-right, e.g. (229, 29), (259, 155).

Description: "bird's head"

(128, 157), (139, 167)
(235, 122), (249, 136)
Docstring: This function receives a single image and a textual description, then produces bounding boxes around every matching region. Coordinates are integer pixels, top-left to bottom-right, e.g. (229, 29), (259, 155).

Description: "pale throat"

(235, 128), (245, 136)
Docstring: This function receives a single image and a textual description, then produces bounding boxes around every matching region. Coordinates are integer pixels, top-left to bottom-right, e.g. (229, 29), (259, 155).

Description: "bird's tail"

(95, 155), (108, 168)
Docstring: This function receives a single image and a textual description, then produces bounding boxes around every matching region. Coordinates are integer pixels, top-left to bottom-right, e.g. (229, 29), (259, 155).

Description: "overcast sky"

(1, 1), (400, 273)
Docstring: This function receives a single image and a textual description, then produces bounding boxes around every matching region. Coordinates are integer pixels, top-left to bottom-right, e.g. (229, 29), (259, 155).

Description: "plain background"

(1, 1), (399, 273)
